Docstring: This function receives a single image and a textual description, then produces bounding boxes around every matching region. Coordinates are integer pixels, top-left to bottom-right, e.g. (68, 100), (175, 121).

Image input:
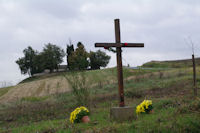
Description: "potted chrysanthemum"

(70, 106), (90, 124)
(136, 100), (153, 114)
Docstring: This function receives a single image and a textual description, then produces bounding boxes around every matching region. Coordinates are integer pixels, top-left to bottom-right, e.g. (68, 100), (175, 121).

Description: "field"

(0, 60), (200, 133)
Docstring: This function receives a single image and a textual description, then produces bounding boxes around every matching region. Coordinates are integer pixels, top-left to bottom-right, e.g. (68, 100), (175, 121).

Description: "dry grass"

(0, 76), (71, 103)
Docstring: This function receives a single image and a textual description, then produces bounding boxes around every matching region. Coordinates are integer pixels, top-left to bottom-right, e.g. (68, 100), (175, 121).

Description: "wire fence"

(0, 81), (13, 88)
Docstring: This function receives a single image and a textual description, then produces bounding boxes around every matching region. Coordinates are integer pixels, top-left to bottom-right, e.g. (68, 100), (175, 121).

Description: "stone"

(110, 106), (135, 121)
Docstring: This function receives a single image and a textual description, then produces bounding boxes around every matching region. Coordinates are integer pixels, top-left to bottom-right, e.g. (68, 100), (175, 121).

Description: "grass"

(0, 87), (12, 97)
(19, 71), (67, 84)
(18, 67), (155, 85)
(0, 66), (200, 132)
(20, 96), (49, 102)
(4, 97), (199, 133)
(142, 58), (200, 68)
(11, 119), (67, 133)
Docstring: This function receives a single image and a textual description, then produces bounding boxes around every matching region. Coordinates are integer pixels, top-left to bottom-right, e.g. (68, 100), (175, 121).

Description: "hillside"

(0, 68), (138, 104)
(142, 57), (200, 68)
(0, 61), (199, 132)
(0, 76), (70, 103)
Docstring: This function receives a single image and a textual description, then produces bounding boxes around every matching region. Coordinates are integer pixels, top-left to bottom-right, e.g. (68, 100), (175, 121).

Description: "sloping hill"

(0, 68), (136, 103)
(0, 76), (71, 103)
(142, 57), (200, 68)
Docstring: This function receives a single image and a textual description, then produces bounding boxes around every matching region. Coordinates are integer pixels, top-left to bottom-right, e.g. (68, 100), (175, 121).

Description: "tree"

(16, 57), (28, 75)
(68, 42), (89, 70)
(16, 46), (37, 76)
(89, 50), (111, 69)
(33, 53), (45, 73)
(42, 43), (65, 72)
(66, 42), (74, 70)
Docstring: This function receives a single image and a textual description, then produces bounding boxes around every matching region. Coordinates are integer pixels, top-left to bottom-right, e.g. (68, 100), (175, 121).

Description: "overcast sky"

(0, 0), (200, 85)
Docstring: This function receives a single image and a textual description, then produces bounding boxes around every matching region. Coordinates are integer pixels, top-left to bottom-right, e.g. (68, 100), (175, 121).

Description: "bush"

(64, 72), (91, 107)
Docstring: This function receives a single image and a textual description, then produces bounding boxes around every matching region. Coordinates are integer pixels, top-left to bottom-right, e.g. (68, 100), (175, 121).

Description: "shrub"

(70, 106), (89, 124)
(136, 100), (153, 114)
(63, 72), (91, 106)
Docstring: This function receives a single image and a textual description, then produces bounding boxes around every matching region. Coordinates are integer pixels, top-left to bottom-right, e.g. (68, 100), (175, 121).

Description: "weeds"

(21, 96), (48, 102)
(63, 71), (91, 107)
(159, 71), (163, 79)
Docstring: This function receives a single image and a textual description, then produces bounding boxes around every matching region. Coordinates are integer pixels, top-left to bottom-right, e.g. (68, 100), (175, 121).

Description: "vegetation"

(1, 60), (200, 132)
(16, 44), (65, 76)
(66, 44), (74, 70)
(68, 42), (89, 70)
(42, 43), (65, 72)
(89, 50), (111, 70)
(67, 42), (111, 70)
(17, 42), (111, 77)
(142, 58), (200, 68)
(20, 96), (48, 102)
(70, 106), (89, 124)
(0, 86), (12, 97)
(16, 46), (37, 76)
(63, 72), (91, 106)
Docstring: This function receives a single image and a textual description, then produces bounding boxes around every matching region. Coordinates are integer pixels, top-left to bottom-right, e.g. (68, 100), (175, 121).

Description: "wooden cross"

(95, 19), (144, 107)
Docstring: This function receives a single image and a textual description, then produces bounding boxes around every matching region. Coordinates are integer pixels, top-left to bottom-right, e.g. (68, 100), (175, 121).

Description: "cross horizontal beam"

(95, 43), (144, 48)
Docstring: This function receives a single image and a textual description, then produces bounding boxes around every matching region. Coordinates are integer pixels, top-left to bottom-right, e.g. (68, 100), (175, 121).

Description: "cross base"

(110, 106), (135, 122)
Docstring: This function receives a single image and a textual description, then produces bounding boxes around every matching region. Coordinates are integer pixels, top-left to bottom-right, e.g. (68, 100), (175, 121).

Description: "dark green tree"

(68, 42), (89, 70)
(42, 43), (65, 72)
(33, 53), (45, 73)
(66, 44), (74, 70)
(16, 57), (28, 75)
(16, 46), (37, 76)
(89, 50), (111, 69)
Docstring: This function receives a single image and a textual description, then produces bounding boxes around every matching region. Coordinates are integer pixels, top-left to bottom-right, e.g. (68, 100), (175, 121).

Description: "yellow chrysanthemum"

(69, 106), (89, 124)
(136, 104), (145, 114)
(136, 100), (152, 114)
(80, 106), (89, 112)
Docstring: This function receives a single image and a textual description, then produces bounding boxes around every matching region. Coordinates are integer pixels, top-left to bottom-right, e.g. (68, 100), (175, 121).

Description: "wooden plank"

(95, 43), (144, 47)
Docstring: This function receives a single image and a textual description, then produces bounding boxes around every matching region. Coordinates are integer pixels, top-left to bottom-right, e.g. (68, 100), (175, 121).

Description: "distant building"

(33, 65), (68, 77)
(56, 65), (67, 72)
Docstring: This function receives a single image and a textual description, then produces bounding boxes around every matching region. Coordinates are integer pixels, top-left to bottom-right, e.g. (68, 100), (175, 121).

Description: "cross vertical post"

(115, 19), (125, 107)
